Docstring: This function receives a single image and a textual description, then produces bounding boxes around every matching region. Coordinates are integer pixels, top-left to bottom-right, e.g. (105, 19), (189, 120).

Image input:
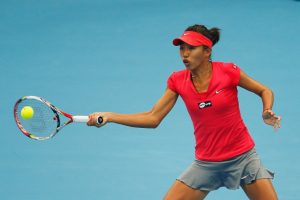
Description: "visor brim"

(172, 38), (202, 47)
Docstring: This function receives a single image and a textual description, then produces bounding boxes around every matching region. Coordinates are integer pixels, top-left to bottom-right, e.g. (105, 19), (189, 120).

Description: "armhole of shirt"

(224, 63), (241, 87)
(167, 72), (178, 93)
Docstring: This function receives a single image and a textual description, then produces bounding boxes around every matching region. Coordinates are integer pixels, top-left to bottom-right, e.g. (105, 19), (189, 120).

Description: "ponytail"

(208, 28), (220, 46)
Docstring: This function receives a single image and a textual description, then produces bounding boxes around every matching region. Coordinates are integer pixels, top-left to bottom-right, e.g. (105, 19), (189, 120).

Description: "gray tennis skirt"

(177, 148), (274, 191)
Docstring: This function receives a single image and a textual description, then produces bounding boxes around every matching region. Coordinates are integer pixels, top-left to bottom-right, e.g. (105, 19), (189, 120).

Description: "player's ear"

(204, 46), (212, 58)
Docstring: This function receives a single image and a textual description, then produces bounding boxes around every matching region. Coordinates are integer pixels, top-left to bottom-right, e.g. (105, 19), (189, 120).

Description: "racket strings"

(16, 99), (59, 138)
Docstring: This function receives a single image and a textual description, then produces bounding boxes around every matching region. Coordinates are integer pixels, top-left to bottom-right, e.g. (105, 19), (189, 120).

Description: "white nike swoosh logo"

(215, 89), (224, 94)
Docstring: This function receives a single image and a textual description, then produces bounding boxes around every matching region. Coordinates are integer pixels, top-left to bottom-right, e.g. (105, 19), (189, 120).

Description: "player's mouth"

(183, 59), (190, 66)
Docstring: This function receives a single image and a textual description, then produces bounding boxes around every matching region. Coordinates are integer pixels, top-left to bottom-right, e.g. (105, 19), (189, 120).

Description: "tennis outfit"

(167, 62), (274, 191)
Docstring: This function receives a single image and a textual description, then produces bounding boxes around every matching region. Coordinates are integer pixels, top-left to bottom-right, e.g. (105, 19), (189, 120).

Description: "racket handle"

(72, 116), (89, 122)
(72, 116), (103, 125)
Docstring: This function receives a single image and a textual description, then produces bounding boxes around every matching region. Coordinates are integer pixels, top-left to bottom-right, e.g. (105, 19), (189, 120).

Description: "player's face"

(179, 43), (211, 70)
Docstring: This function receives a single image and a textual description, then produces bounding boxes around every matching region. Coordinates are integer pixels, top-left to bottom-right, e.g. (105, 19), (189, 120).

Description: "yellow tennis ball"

(21, 106), (34, 120)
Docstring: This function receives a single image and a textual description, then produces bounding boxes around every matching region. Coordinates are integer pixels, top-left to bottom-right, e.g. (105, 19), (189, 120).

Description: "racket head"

(14, 96), (61, 140)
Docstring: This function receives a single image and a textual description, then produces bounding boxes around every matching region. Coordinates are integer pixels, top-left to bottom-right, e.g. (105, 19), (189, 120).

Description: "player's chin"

(184, 63), (195, 70)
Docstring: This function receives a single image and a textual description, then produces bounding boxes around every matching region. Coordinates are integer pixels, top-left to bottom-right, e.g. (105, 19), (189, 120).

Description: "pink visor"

(173, 31), (213, 48)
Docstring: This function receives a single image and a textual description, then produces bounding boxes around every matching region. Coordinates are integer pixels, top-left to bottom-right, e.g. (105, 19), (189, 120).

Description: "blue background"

(1, 0), (299, 199)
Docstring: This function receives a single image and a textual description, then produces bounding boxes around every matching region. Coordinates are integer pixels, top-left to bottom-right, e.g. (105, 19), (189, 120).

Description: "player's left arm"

(238, 70), (281, 129)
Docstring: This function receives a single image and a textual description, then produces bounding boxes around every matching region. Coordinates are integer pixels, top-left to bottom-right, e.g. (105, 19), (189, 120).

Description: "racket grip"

(96, 116), (103, 125)
(72, 116), (89, 122)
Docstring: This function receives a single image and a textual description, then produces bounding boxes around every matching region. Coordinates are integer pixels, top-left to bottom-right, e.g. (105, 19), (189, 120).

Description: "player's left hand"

(262, 109), (281, 130)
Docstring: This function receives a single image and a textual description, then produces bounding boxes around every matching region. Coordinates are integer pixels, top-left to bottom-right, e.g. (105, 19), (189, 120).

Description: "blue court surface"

(1, 0), (300, 199)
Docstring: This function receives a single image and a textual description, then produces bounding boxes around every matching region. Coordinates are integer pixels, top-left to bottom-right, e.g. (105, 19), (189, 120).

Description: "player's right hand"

(87, 112), (108, 128)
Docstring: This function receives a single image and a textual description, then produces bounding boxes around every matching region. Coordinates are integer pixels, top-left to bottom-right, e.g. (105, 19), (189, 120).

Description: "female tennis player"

(88, 24), (281, 200)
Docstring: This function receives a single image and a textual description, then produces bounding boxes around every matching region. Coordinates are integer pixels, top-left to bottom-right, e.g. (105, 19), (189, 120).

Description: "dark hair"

(185, 24), (220, 46)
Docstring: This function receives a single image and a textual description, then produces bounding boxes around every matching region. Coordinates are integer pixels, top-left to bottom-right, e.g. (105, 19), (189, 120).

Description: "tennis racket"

(14, 96), (103, 140)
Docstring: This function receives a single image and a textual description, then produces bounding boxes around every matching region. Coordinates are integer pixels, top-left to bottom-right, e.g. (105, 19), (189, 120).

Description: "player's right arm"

(87, 88), (178, 128)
